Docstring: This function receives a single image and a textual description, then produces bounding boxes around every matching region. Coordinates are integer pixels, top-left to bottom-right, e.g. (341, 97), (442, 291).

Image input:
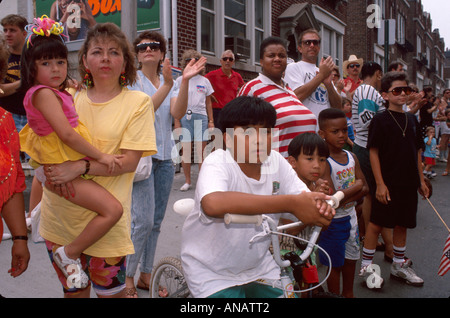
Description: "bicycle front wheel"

(150, 257), (191, 298)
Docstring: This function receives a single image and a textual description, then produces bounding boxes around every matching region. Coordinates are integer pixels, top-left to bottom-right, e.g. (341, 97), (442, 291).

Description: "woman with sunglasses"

(205, 50), (244, 128)
(125, 32), (206, 297)
(175, 49), (214, 192)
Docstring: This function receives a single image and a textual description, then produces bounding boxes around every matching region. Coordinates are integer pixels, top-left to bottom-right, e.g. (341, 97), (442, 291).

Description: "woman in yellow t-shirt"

(39, 23), (157, 298)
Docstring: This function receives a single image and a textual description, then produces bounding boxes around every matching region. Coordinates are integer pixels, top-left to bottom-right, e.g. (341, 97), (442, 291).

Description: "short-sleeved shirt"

(238, 73), (317, 158)
(284, 60), (332, 117)
(39, 88), (157, 257)
(181, 149), (309, 298)
(205, 68), (244, 109)
(352, 84), (385, 148)
(0, 53), (26, 116)
(424, 137), (437, 158)
(367, 110), (424, 189)
(174, 75), (213, 116)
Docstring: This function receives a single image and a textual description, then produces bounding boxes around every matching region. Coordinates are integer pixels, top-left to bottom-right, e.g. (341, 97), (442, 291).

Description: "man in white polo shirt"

(284, 29), (341, 118)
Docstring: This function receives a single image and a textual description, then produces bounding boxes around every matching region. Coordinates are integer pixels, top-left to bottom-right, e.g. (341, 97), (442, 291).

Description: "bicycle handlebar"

(224, 191), (344, 264)
(224, 191), (344, 226)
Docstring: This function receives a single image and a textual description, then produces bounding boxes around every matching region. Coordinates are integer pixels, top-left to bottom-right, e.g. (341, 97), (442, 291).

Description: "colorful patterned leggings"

(45, 240), (127, 296)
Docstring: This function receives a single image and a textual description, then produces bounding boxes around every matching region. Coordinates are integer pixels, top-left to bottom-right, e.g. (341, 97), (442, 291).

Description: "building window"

(310, 5), (345, 69)
(254, 0), (265, 61)
(201, 0), (216, 54)
(225, 0), (246, 37)
(199, 0), (271, 64)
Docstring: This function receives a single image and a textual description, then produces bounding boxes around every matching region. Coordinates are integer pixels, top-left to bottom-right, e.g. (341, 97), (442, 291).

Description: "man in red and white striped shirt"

(238, 37), (316, 158)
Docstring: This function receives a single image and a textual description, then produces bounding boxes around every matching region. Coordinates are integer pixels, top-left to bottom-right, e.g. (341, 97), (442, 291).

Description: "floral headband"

(25, 15), (66, 47)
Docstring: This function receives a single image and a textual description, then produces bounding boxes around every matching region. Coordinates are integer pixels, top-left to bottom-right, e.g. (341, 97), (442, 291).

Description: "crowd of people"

(0, 13), (447, 299)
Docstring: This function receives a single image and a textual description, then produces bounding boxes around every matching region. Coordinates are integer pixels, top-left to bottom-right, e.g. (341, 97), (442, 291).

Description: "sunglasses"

(348, 64), (360, 69)
(185, 57), (200, 63)
(387, 86), (413, 96)
(137, 42), (161, 53)
(301, 40), (321, 47)
(222, 57), (234, 62)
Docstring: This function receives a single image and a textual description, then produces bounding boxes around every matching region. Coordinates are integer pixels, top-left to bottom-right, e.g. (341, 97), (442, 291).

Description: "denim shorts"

(180, 113), (208, 142)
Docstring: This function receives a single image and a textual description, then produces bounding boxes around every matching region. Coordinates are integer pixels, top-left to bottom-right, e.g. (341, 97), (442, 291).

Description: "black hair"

(380, 71), (409, 93)
(20, 34), (69, 92)
(259, 36), (286, 61)
(217, 96), (277, 132)
(318, 108), (346, 130)
(133, 30), (167, 74)
(288, 132), (329, 159)
(360, 61), (382, 80)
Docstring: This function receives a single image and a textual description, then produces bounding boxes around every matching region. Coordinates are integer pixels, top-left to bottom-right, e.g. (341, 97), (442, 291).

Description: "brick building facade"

(1, 0), (447, 91)
(173, 0), (446, 92)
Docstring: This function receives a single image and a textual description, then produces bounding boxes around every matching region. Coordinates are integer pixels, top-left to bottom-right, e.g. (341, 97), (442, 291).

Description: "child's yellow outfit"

(19, 85), (92, 166)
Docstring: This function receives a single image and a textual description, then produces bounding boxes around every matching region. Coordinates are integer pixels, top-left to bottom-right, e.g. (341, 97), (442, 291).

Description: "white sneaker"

(390, 259), (424, 287)
(180, 183), (191, 191)
(431, 171), (437, 178)
(359, 264), (384, 289)
(54, 246), (89, 289)
(2, 233), (12, 240)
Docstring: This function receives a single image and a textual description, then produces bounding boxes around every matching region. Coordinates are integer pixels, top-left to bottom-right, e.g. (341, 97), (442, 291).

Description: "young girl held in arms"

(19, 16), (123, 287)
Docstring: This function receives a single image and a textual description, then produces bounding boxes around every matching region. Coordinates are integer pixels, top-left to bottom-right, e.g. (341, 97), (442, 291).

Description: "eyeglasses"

(387, 86), (413, 96)
(185, 57), (200, 63)
(348, 64), (360, 69)
(222, 57), (234, 62)
(301, 40), (321, 47)
(137, 42), (161, 53)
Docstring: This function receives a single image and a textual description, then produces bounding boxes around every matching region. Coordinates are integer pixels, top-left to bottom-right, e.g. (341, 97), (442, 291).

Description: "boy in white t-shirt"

(180, 96), (335, 298)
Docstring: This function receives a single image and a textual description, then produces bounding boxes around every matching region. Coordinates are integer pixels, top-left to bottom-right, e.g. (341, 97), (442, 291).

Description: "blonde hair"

(180, 49), (204, 75)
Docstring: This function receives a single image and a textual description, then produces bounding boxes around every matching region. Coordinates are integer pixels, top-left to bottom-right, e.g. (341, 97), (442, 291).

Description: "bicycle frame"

(168, 191), (344, 298)
(224, 214), (331, 297)
(224, 191), (344, 298)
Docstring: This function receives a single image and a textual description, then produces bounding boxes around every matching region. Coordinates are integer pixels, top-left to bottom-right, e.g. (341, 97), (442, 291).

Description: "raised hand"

(183, 56), (207, 80)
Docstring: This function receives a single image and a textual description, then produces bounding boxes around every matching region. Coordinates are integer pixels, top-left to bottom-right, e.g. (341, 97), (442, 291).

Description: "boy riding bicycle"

(180, 96), (335, 298)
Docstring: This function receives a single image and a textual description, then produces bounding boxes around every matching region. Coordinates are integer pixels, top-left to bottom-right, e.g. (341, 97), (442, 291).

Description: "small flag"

(438, 234), (450, 276)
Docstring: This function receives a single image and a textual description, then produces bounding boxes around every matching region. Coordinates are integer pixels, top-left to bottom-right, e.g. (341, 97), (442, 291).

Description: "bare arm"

(2, 192), (30, 277)
(292, 57), (334, 102)
(0, 81), (21, 97)
(417, 149), (429, 199)
(44, 149), (143, 197)
(171, 57), (207, 119)
(201, 191), (335, 227)
(324, 76), (342, 109)
(206, 95), (214, 128)
(321, 156), (367, 207)
(369, 147), (390, 204)
(34, 88), (121, 172)
(151, 58), (174, 111)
